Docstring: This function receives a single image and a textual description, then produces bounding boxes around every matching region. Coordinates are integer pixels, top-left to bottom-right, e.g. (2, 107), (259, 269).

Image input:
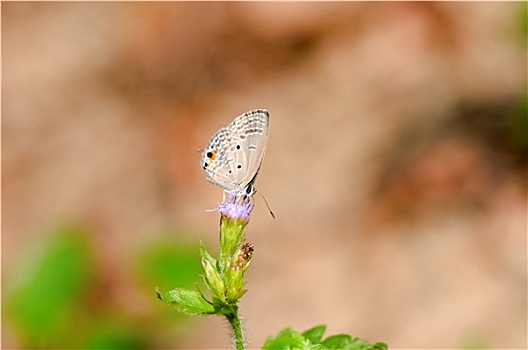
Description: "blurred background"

(2, 2), (526, 349)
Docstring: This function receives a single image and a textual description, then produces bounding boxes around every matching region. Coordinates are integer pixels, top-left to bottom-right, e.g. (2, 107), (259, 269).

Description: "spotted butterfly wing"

(201, 109), (269, 196)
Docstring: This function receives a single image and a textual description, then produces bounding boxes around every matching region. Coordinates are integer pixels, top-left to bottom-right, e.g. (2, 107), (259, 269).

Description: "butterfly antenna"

(258, 192), (276, 219)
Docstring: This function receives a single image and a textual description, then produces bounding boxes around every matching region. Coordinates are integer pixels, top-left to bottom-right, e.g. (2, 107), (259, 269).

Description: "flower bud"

(201, 257), (226, 305)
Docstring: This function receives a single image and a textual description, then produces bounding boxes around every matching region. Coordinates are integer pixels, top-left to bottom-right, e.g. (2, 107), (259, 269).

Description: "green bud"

(201, 257), (226, 305)
(219, 217), (247, 266)
(225, 265), (245, 302)
(200, 242), (217, 267)
(224, 241), (254, 302)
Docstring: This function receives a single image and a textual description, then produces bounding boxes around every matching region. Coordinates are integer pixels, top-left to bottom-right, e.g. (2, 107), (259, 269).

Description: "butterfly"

(201, 109), (269, 198)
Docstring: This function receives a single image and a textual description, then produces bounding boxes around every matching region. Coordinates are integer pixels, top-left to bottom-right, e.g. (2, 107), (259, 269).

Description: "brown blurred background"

(2, 2), (527, 349)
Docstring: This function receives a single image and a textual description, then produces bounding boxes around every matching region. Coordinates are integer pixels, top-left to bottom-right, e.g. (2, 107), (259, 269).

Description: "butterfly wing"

(201, 127), (239, 192)
(201, 109), (269, 195)
(228, 109), (269, 193)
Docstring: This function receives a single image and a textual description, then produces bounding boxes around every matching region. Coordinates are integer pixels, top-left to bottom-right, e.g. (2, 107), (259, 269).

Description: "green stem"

(225, 308), (245, 350)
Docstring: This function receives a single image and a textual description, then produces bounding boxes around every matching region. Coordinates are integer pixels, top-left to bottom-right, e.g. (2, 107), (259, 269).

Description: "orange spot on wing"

(207, 150), (217, 160)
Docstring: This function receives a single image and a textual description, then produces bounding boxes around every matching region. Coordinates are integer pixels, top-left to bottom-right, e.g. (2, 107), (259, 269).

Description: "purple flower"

(218, 192), (254, 222)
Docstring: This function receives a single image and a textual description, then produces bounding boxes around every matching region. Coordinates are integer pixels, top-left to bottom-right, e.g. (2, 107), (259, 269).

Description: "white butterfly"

(201, 109), (269, 197)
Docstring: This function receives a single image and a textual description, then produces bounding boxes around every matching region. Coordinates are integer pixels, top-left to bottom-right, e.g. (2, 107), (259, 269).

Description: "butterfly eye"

(206, 150), (216, 160)
(246, 184), (253, 195)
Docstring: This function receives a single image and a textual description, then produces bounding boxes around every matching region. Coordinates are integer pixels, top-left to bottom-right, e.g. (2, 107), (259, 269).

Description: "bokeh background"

(2, 2), (527, 349)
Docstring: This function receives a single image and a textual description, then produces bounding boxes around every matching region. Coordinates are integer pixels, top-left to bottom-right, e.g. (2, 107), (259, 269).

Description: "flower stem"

(225, 308), (245, 350)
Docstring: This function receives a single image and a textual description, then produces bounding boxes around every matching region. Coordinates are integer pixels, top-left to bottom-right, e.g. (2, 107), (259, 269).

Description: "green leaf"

(372, 342), (388, 350)
(322, 334), (352, 349)
(323, 334), (388, 350)
(5, 225), (94, 345)
(157, 288), (214, 315)
(135, 237), (202, 291)
(302, 325), (326, 344)
(350, 337), (389, 350)
(85, 316), (147, 349)
(262, 328), (315, 350)
(264, 325), (387, 350)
